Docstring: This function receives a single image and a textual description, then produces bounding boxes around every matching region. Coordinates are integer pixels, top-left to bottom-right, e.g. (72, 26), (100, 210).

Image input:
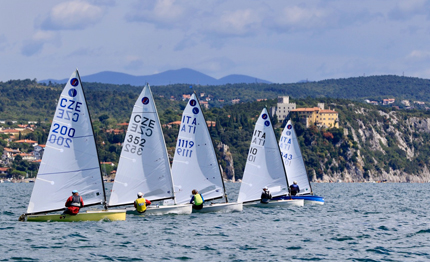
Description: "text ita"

(180, 115), (197, 134)
(251, 130), (266, 146)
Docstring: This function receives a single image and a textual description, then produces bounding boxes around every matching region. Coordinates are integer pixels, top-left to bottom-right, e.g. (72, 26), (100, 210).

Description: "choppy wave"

(1, 183), (430, 261)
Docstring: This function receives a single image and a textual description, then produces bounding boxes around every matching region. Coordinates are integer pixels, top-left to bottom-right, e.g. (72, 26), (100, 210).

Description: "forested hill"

(3, 76), (430, 183)
(40, 74), (430, 103)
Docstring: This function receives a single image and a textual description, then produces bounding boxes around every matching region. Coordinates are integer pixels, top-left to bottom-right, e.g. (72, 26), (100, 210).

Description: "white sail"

(279, 120), (312, 194)
(237, 108), (289, 203)
(27, 70), (104, 214)
(171, 93), (224, 204)
(109, 84), (174, 206)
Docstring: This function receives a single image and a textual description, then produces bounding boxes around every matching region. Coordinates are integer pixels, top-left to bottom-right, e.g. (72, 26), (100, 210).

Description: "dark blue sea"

(1, 182), (430, 261)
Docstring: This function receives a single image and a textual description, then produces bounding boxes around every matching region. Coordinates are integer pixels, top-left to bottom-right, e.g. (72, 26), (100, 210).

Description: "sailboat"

(237, 108), (304, 207)
(274, 120), (324, 205)
(171, 93), (242, 213)
(19, 70), (126, 222)
(108, 84), (191, 215)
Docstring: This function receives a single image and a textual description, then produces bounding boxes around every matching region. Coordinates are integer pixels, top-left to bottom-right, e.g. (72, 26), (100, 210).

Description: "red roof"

(14, 139), (37, 143)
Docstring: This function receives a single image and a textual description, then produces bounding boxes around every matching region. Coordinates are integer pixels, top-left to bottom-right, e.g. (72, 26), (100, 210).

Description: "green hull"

(25, 210), (126, 222)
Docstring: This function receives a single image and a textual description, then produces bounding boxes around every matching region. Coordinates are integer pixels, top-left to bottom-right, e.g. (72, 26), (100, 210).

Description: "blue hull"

(273, 195), (324, 205)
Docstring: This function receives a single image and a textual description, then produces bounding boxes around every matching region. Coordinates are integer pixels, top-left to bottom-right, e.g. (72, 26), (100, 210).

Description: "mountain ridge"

(39, 68), (272, 86)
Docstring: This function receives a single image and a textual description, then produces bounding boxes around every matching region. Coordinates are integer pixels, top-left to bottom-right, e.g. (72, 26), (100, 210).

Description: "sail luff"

(192, 91), (228, 203)
(152, 84), (177, 204)
(76, 70), (107, 208)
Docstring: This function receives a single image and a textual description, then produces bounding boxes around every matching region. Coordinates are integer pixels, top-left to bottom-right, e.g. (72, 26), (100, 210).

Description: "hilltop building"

(291, 103), (339, 128)
(276, 96), (296, 123)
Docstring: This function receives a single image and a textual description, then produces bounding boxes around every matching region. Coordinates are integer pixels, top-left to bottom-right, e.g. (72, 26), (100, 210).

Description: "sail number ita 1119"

(176, 139), (194, 158)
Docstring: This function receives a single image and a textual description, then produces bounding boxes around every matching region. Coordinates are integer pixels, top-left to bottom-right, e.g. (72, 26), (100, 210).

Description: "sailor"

(134, 192), (151, 213)
(260, 186), (272, 204)
(63, 190), (84, 215)
(190, 189), (204, 210)
(290, 181), (300, 196)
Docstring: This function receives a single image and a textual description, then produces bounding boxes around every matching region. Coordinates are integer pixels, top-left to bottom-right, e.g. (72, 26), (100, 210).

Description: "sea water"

(1, 182), (430, 261)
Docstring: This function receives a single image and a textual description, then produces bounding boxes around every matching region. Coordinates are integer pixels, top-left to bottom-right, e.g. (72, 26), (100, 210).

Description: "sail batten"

(109, 84), (175, 206)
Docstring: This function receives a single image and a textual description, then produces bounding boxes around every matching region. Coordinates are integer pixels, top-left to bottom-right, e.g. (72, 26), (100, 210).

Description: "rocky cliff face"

(314, 105), (430, 183)
(217, 143), (235, 181)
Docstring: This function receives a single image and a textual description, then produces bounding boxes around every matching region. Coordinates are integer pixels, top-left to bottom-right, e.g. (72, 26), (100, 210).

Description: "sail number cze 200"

(48, 98), (82, 148)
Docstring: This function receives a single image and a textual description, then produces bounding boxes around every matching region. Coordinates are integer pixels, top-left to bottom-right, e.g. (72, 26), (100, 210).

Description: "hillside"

(2, 77), (430, 182)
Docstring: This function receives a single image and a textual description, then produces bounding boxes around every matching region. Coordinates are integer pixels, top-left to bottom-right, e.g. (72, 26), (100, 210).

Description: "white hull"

(244, 199), (304, 207)
(192, 202), (243, 213)
(126, 204), (192, 216)
(304, 199), (324, 205)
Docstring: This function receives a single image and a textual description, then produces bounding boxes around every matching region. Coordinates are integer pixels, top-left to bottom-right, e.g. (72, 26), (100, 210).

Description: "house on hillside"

(291, 103), (339, 128)
(383, 98), (395, 105)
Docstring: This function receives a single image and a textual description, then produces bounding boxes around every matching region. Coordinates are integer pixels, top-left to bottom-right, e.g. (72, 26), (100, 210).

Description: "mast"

(192, 91), (229, 203)
(150, 84), (178, 204)
(274, 111), (292, 199)
(291, 119), (314, 195)
(76, 69), (108, 209)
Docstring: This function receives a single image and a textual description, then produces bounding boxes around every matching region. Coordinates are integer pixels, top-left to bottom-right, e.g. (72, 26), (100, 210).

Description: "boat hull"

(24, 210), (126, 222)
(273, 195), (325, 205)
(244, 199), (304, 207)
(126, 204), (192, 216)
(192, 202), (243, 213)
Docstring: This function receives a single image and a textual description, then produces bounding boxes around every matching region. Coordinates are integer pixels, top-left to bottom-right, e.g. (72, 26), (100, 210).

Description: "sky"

(1, 0), (430, 84)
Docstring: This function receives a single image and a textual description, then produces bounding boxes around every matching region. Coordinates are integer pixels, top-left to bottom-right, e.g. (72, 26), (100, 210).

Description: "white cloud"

(21, 31), (59, 57)
(407, 50), (430, 61)
(39, 1), (106, 30)
(208, 9), (262, 37)
(125, 0), (189, 27)
(124, 56), (144, 71)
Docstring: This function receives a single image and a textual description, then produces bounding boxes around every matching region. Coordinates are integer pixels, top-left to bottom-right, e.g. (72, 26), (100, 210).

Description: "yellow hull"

(25, 210), (126, 222)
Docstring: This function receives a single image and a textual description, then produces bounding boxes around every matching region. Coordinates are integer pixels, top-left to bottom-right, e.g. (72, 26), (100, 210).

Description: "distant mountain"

(39, 68), (272, 86)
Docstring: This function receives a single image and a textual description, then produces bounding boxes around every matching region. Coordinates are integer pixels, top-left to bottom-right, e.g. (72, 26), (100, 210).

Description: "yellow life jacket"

(194, 194), (203, 206)
(135, 197), (147, 213)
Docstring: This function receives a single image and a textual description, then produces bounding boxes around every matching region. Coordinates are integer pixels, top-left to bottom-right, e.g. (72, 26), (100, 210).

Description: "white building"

(276, 96), (296, 123)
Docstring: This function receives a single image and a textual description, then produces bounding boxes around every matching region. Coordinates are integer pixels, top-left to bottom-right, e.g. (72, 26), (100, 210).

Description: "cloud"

(21, 31), (59, 57)
(39, 1), (106, 30)
(123, 56), (144, 70)
(406, 50), (430, 61)
(207, 9), (263, 37)
(125, 0), (189, 27)
(388, 0), (430, 21)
